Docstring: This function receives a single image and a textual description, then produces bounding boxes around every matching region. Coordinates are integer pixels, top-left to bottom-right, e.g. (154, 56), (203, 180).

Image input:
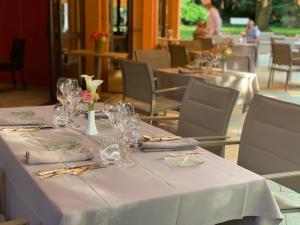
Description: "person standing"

(202, 0), (222, 36)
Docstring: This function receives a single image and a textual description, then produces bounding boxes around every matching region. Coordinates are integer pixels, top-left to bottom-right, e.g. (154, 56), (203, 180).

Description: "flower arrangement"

(90, 32), (108, 53)
(80, 75), (103, 111)
(90, 31), (108, 42)
(216, 43), (232, 60)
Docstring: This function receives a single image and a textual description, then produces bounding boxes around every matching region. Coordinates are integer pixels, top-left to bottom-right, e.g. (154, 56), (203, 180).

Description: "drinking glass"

(53, 104), (68, 127)
(99, 135), (120, 164)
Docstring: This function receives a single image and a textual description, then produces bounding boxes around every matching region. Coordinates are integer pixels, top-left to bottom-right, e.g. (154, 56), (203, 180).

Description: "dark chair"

(0, 38), (26, 90)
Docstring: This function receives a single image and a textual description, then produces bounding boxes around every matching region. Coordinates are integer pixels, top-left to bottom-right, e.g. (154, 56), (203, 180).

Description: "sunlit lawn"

(180, 24), (300, 40)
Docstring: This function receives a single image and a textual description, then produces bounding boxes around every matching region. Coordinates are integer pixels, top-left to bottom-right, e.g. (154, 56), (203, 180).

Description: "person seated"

(193, 21), (207, 38)
(241, 20), (261, 44)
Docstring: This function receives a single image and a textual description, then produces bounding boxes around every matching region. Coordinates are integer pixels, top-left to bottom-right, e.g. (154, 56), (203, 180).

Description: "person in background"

(193, 21), (207, 38)
(241, 20), (261, 44)
(202, 0), (222, 36)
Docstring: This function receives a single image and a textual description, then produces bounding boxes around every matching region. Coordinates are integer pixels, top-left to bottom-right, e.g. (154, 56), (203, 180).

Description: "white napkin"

(139, 138), (199, 152)
(26, 148), (94, 165)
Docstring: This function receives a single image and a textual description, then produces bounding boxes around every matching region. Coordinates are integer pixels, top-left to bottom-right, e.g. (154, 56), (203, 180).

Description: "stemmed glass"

(56, 78), (82, 127)
(103, 101), (140, 167)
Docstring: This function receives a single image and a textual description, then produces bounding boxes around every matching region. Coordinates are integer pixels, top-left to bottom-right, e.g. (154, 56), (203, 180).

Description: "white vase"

(222, 60), (227, 73)
(86, 110), (98, 135)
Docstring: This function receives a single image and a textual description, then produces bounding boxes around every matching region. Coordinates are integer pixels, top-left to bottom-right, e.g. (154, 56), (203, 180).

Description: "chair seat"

(129, 96), (181, 114)
(0, 214), (6, 222)
(273, 192), (300, 212)
(271, 64), (300, 72)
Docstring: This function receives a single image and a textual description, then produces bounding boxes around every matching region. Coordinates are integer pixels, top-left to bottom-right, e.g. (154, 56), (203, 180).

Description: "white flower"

(81, 75), (94, 92)
(90, 80), (103, 95)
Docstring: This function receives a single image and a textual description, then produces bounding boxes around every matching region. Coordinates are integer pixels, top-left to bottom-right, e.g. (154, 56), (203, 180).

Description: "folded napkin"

(139, 138), (199, 152)
(163, 155), (204, 169)
(26, 148), (94, 165)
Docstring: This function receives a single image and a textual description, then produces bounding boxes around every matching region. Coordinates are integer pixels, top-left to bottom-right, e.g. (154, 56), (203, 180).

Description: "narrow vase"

(94, 41), (104, 53)
(86, 110), (98, 135)
(222, 60), (227, 73)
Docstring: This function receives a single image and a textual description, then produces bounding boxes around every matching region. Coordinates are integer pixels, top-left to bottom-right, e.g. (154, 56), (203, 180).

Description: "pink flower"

(80, 90), (93, 104)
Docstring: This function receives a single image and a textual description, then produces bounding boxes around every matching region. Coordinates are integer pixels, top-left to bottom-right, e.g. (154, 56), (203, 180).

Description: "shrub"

(181, 0), (208, 25)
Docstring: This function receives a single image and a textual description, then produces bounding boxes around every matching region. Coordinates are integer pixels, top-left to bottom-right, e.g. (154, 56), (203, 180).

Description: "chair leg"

(268, 55), (272, 70)
(267, 69), (273, 88)
(20, 70), (26, 90)
(285, 71), (291, 92)
(11, 70), (16, 87)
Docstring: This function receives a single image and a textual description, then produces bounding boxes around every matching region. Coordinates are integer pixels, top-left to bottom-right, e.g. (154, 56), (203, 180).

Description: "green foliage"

(181, 0), (208, 25)
(280, 0), (300, 27)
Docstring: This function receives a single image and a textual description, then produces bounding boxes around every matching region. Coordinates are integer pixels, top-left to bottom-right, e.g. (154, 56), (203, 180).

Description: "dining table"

(155, 68), (260, 112)
(0, 105), (282, 225)
(66, 50), (128, 80)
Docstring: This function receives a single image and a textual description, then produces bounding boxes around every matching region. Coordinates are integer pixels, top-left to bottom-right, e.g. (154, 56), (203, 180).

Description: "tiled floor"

(0, 53), (300, 224)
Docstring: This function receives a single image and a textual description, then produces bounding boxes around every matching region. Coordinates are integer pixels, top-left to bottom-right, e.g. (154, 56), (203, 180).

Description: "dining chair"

(135, 49), (171, 69)
(168, 44), (189, 67)
(268, 42), (300, 91)
(178, 40), (202, 51)
(0, 38), (26, 90)
(0, 169), (29, 225)
(197, 95), (300, 213)
(119, 59), (185, 118)
(141, 78), (239, 157)
(195, 37), (214, 50)
(268, 36), (286, 69)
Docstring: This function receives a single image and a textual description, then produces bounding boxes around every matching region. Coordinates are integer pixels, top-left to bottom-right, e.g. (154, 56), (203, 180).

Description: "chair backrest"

(168, 44), (189, 67)
(178, 40), (202, 51)
(238, 95), (300, 178)
(0, 169), (4, 215)
(196, 37), (214, 50)
(271, 42), (292, 66)
(238, 95), (300, 191)
(119, 59), (155, 104)
(135, 49), (171, 69)
(178, 78), (239, 156)
(10, 38), (26, 70)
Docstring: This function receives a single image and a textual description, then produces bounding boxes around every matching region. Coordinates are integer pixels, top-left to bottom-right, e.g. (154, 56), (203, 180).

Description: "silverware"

(143, 135), (181, 142)
(0, 125), (54, 133)
(36, 163), (111, 180)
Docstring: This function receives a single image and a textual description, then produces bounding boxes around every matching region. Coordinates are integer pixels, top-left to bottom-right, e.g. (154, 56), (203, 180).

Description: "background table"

(0, 106), (281, 225)
(155, 68), (260, 111)
(67, 50), (128, 80)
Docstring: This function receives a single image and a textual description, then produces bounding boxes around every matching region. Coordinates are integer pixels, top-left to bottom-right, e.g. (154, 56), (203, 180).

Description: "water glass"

(53, 104), (68, 127)
(99, 135), (120, 164)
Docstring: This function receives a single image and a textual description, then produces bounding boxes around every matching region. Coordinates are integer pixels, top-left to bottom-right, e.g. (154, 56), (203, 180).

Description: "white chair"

(120, 59), (185, 118)
(268, 42), (300, 91)
(198, 95), (300, 213)
(135, 49), (171, 69)
(0, 169), (29, 225)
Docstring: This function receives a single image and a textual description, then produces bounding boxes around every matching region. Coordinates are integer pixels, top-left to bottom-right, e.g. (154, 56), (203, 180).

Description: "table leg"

(78, 55), (82, 77)
(94, 57), (102, 80)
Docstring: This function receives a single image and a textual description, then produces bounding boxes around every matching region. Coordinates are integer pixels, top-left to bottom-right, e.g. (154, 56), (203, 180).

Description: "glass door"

(49, 0), (84, 101)
(110, 0), (132, 54)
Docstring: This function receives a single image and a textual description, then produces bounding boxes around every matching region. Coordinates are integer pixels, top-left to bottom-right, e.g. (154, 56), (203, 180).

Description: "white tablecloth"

(155, 68), (260, 110)
(0, 106), (281, 225)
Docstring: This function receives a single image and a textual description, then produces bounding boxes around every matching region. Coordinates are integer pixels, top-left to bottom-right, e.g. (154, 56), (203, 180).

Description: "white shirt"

(206, 7), (222, 36)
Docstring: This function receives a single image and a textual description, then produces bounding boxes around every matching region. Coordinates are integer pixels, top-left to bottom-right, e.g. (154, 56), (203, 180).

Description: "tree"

(181, 0), (208, 25)
(256, 0), (273, 30)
